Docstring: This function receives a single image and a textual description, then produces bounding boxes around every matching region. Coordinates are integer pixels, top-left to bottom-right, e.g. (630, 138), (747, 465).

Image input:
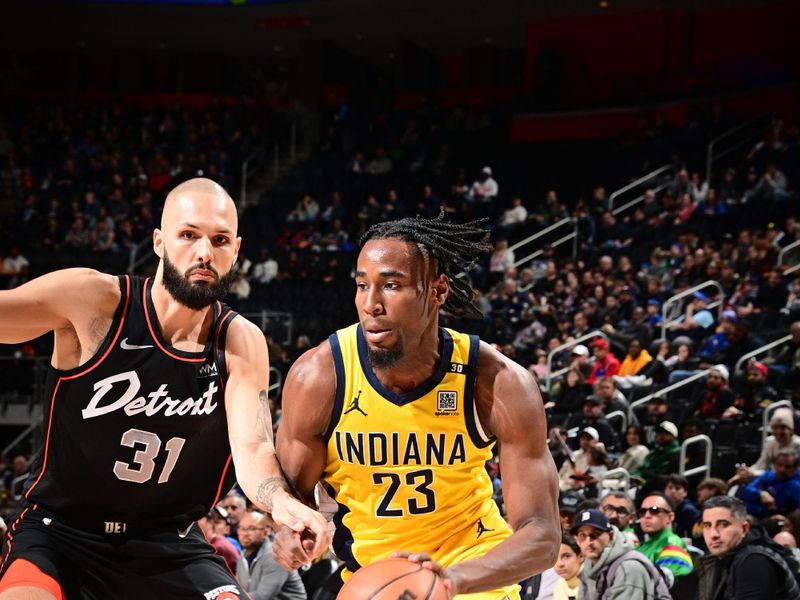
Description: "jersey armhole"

(213, 309), (237, 389)
(323, 332), (346, 442)
(464, 334), (494, 448)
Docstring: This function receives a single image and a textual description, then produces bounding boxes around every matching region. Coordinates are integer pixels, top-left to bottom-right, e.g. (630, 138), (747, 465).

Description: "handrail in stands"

(598, 467), (631, 495)
(660, 280), (725, 339)
(608, 164), (673, 213)
(679, 434), (713, 478)
(510, 217), (578, 269)
(734, 335), (792, 374)
(611, 181), (671, 217)
(778, 239), (800, 276)
(545, 330), (608, 392)
(606, 410), (628, 438)
(2, 423), (38, 458)
(706, 114), (772, 184)
(627, 368), (711, 422)
(763, 399), (793, 448)
(269, 366), (283, 396)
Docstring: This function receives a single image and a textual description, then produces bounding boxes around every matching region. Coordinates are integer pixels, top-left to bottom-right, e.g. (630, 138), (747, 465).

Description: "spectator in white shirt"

(251, 249), (279, 285)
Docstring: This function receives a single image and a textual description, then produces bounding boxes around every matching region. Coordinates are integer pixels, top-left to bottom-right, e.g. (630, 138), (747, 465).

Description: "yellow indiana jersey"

(322, 323), (512, 576)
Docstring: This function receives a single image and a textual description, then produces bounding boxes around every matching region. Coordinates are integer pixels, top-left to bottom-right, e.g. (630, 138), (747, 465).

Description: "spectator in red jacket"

(588, 338), (620, 384)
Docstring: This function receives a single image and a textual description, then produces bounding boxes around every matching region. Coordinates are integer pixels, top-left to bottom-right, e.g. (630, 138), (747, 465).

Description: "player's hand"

(269, 492), (331, 562)
(391, 551), (460, 599)
(272, 524), (320, 570)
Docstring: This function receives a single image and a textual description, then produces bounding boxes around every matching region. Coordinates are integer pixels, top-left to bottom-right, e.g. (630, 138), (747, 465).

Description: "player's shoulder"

(475, 338), (535, 385)
(49, 268), (120, 310)
(223, 314), (268, 357)
(285, 339), (336, 397)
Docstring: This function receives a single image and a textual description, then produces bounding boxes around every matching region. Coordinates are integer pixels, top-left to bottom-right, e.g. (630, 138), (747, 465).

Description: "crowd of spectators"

(1, 95), (800, 598)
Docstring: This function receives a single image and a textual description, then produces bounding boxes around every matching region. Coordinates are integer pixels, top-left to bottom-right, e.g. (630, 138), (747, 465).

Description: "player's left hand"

(270, 491), (332, 561)
(392, 551), (460, 599)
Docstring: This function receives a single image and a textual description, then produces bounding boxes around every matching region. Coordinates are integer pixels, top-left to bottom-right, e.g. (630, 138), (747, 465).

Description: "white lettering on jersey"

(81, 370), (219, 419)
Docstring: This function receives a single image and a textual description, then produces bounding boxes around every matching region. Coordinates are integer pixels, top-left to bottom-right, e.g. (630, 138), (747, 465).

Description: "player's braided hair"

(360, 211), (491, 319)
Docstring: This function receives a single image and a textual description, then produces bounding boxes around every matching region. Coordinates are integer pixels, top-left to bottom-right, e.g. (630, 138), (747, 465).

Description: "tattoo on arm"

(256, 476), (289, 511)
(256, 389), (274, 445)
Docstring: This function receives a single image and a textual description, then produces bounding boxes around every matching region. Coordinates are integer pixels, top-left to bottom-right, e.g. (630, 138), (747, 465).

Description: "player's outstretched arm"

(436, 342), (560, 596)
(223, 318), (331, 558)
(0, 268), (117, 344)
(272, 341), (336, 570)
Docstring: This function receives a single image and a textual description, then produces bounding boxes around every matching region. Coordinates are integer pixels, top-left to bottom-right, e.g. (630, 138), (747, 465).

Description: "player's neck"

(372, 329), (443, 394)
(151, 275), (215, 346)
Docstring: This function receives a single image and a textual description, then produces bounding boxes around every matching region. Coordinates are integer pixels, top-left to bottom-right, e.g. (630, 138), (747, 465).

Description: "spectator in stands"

(730, 408), (800, 487)
(619, 424), (650, 474)
(587, 338), (620, 384)
(664, 474), (701, 539)
(198, 506), (239, 573)
(1, 246), (28, 289)
(617, 338), (653, 378)
(639, 395), (675, 445)
(574, 509), (667, 599)
(465, 166), (498, 204)
(236, 510), (307, 600)
(633, 421), (681, 485)
(686, 364), (735, 420)
(697, 496), (800, 600)
(742, 449), (800, 519)
(499, 196), (528, 232)
(221, 491), (247, 539)
(366, 146), (392, 176)
(636, 492), (694, 586)
(565, 398), (620, 452)
(769, 321), (800, 391)
(553, 533), (584, 600)
(488, 239), (515, 287)
(726, 360), (778, 420)
(668, 291), (715, 340)
(548, 367), (590, 420)
(559, 427), (604, 491)
(251, 248), (278, 286)
(600, 492), (639, 545)
(570, 344), (591, 379)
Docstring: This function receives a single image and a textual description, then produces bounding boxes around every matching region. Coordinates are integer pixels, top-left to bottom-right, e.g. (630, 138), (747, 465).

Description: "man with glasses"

(237, 510), (307, 600)
(573, 509), (669, 599)
(636, 492), (693, 586)
(741, 449), (800, 518)
(600, 492), (638, 545)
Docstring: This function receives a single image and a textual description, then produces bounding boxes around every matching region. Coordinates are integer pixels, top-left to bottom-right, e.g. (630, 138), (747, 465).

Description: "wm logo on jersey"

(435, 391), (458, 415)
(198, 362), (218, 378)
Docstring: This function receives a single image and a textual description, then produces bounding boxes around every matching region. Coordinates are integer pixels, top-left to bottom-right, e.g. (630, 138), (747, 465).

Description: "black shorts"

(0, 505), (247, 599)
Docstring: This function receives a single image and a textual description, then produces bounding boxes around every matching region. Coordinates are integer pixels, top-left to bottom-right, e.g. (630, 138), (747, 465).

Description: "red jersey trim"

(143, 277), (209, 363)
(25, 276), (132, 501)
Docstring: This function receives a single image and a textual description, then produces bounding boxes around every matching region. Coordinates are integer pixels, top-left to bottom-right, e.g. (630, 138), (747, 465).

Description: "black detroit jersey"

(22, 275), (239, 530)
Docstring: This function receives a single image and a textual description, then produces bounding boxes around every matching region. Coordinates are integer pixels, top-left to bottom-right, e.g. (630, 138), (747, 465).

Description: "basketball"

(337, 558), (448, 600)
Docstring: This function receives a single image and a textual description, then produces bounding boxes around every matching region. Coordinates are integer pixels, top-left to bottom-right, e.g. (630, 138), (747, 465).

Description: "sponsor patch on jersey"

(198, 362), (218, 378)
(203, 585), (240, 599)
(436, 391), (458, 414)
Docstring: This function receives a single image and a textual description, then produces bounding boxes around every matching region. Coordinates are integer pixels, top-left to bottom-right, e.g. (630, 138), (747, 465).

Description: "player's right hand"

(272, 524), (319, 570)
(270, 492), (331, 564)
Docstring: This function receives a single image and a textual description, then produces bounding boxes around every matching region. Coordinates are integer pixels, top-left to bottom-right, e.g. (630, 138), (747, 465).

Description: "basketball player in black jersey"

(0, 178), (330, 599)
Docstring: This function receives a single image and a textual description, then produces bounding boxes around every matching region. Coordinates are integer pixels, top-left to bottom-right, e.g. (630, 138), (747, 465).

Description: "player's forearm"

(444, 519), (559, 595)
(233, 443), (292, 514)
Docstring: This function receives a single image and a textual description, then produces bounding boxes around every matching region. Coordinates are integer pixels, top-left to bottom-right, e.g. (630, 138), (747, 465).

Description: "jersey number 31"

(113, 428), (186, 484)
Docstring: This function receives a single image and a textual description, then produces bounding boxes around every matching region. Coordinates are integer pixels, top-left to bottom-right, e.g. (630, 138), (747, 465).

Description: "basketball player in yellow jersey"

(273, 213), (560, 599)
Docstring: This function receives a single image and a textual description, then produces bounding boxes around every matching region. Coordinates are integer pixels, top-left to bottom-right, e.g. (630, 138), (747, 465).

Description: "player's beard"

(162, 251), (236, 310)
(367, 341), (403, 370)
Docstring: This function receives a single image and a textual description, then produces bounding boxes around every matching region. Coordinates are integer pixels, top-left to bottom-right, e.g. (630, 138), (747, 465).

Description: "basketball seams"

(367, 563), (423, 599)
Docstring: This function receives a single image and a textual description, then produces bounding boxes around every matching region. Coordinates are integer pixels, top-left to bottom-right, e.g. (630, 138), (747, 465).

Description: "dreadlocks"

(360, 211), (491, 319)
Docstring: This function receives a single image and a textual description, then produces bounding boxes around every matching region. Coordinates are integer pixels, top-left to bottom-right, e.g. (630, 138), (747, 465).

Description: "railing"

(778, 240), (800, 276)
(510, 217), (579, 270)
(268, 366), (283, 396)
(679, 434), (713, 479)
(2, 423), (38, 457)
(706, 113), (772, 184)
(606, 410), (628, 438)
(611, 182), (671, 217)
(608, 164), (673, 213)
(241, 310), (294, 347)
(128, 237), (154, 275)
(763, 400), (793, 447)
(598, 467), (631, 495)
(734, 335), (792, 375)
(660, 280), (725, 339)
(544, 330), (608, 392)
(628, 368), (710, 422)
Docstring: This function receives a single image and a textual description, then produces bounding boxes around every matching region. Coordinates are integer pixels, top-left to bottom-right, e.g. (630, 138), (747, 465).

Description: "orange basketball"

(337, 558), (448, 600)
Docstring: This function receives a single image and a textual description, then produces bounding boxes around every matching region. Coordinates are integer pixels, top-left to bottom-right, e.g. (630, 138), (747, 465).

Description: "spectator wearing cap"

(574, 509), (668, 600)
(645, 299), (663, 328)
(697, 495), (800, 600)
(559, 427), (605, 491)
(197, 506), (240, 572)
(741, 449), (800, 519)
(696, 309), (737, 365)
(565, 397), (620, 453)
(570, 344), (592, 379)
(640, 395), (676, 446)
(664, 474), (702, 539)
(726, 360), (778, 420)
(730, 407), (800, 487)
(668, 291), (715, 341)
(559, 490), (586, 532)
(633, 421), (681, 484)
(686, 365), (736, 421)
(466, 165), (498, 204)
(587, 338), (620, 384)
(636, 492), (694, 585)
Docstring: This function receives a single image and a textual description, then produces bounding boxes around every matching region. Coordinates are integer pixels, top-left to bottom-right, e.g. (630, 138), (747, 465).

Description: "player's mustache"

(185, 263), (219, 280)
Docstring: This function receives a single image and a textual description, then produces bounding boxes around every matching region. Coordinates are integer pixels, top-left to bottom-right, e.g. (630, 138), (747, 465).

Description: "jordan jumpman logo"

(476, 518), (494, 538)
(344, 390), (367, 416)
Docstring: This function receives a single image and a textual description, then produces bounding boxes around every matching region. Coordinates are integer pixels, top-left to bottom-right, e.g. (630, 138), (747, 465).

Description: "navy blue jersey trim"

(463, 335), (494, 449)
(324, 332), (346, 442)
(356, 325), (454, 407)
(325, 482), (362, 573)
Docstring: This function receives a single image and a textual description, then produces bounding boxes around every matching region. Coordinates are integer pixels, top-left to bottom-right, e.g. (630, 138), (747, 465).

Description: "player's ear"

(153, 228), (163, 258)
(432, 274), (449, 306)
